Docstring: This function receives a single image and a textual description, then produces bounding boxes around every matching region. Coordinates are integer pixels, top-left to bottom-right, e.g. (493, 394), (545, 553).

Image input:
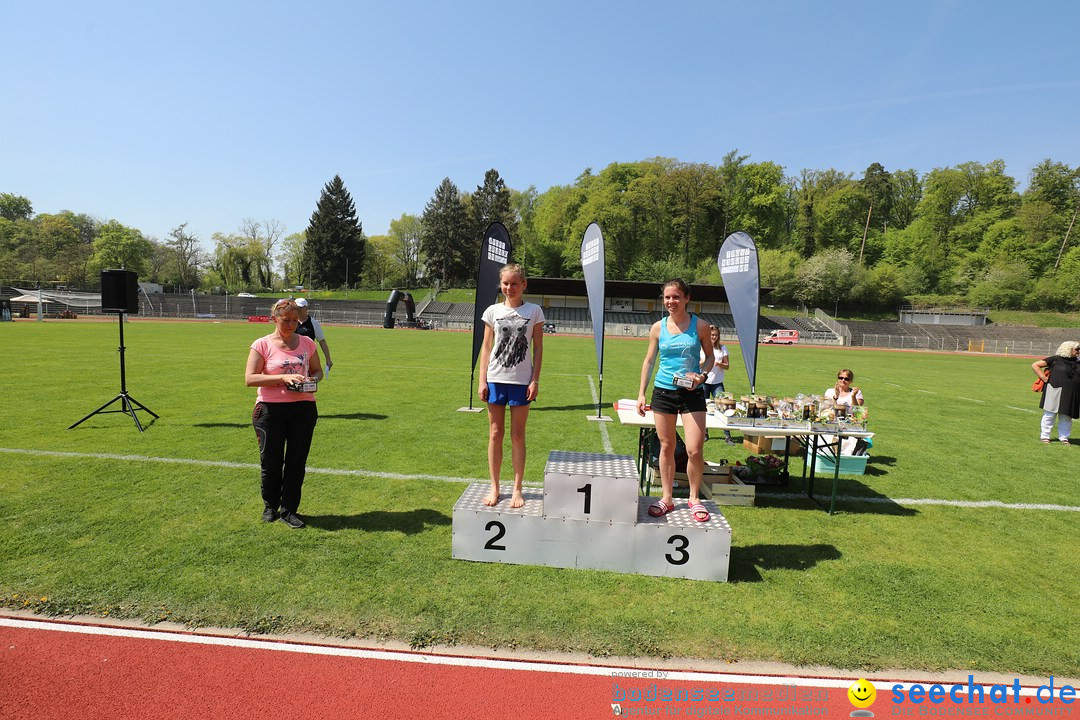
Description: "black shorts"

(650, 386), (707, 415)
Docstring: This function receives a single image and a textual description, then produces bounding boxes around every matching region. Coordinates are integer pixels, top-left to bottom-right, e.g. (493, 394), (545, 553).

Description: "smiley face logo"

(848, 679), (877, 709)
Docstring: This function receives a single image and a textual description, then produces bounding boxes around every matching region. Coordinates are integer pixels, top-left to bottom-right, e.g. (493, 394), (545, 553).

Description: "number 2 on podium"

(484, 521), (506, 551)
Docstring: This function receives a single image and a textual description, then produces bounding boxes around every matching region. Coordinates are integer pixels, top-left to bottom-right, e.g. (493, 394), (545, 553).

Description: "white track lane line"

(0, 617), (1050, 693)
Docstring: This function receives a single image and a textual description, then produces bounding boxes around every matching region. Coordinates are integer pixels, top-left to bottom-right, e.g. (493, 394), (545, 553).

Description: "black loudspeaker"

(101, 269), (139, 314)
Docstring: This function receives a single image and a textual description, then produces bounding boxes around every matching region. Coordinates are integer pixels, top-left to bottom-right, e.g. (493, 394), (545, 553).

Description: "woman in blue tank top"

(636, 279), (715, 522)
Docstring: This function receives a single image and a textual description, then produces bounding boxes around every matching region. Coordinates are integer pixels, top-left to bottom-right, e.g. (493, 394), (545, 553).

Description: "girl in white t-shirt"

(701, 325), (735, 444)
(478, 264), (545, 508)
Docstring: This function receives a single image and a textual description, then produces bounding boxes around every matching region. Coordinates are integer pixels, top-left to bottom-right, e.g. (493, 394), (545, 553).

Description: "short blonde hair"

(272, 298), (299, 318)
(1055, 341), (1080, 358)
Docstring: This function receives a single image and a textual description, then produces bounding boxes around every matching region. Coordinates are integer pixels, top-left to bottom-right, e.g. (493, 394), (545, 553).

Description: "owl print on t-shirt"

(493, 314), (529, 369)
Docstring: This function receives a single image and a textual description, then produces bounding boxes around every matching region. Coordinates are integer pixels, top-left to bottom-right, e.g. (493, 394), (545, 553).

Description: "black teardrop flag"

(467, 223), (512, 407)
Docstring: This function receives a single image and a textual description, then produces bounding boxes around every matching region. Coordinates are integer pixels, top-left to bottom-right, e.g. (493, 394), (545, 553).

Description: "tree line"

(3, 154), (1079, 311)
(510, 154), (1080, 312)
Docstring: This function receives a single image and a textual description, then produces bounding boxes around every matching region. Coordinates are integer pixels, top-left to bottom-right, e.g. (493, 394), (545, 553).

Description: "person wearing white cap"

(293, 297), (333, 372)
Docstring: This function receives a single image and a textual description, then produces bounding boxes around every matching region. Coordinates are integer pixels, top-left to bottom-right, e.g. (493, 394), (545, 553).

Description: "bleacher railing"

(813, 308), (849, 344)
(859, 334), (1056, 355)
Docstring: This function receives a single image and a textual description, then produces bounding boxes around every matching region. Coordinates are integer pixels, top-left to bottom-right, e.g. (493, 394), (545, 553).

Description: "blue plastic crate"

(807, 451), (869, 476)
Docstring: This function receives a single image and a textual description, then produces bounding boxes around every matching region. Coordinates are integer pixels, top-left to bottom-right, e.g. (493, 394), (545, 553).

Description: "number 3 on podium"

(666, 534), (689, 565)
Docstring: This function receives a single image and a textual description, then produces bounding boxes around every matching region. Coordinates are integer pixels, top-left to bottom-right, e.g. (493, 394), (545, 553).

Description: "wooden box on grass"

(647, 461), (753, 504)
(652, 464), (756, 506)
(742, 434), (799, 456)
(709, 471), (755, 506)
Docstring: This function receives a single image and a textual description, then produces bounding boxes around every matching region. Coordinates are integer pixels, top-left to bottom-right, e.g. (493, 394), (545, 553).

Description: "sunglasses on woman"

(838, 376), (852, 381)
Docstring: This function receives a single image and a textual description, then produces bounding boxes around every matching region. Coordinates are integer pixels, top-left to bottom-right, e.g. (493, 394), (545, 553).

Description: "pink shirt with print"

(251, 334), (318, 403)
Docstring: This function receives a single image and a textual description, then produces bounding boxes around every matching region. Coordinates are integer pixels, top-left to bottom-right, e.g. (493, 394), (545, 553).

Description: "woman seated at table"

(636, 279), (714, 522)
(823, 369), (864, 455)
(825, 369), (863, 408)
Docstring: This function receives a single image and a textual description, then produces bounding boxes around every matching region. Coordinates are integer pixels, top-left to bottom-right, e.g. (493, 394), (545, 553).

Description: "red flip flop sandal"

(688, 502), (710, 523)
(648, 499), (675, 517)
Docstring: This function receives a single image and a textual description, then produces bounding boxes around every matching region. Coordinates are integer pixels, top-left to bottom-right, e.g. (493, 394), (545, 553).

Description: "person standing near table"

(478, 263), (545, 509)
(636, 278), (714, 522)
(1032, 341), (1080, 444)
(294, 297), (333, 373)
(245, 299), (323, 528)
(701, 324), (735, 445)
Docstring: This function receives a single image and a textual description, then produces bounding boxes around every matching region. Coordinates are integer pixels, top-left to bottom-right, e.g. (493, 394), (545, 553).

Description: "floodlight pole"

(69, 312), (159, 432)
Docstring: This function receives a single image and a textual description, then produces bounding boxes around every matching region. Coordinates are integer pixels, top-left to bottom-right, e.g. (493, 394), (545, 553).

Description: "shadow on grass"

(67, 405), (160, 432)
(532, 404), (603, 412)
(751, 476), (918, 516)
(194, 412), (387, 428)
(863, 454), (897, 477)
(304, 508), (450, 533)
(318, 412), (388, 421)
(729, 543), (842, 582)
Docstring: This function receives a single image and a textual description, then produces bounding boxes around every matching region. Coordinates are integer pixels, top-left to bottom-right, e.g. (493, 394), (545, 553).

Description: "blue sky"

(3, 1), (1078, 249)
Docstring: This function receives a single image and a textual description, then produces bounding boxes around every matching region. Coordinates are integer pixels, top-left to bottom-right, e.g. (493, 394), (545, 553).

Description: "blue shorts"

(487, 382), (530, 406)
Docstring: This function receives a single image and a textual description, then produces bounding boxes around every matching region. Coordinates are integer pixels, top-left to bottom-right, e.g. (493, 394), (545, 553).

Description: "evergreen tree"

(304, 175), (365, 288)
(471, 168), (516, 241)
(420, 178), (473, 285)
(861, 162), (893, 232)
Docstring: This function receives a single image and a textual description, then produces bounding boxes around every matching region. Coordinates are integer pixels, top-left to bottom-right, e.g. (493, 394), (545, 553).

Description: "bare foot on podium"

(510, 490), (524, 509)
(483, 487), (500, 506)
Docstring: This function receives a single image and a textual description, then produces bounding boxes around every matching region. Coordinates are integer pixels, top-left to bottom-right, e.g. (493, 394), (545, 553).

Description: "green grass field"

(1, 319), (1077, 676)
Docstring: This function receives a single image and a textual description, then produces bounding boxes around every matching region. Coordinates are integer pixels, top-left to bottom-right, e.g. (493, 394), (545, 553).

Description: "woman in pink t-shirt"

(245, 299), (323, 528)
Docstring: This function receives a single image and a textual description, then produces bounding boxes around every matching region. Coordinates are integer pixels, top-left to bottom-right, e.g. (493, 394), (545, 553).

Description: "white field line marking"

(0, 617), (1046, 693)
(587, 375), (614, 454)
(916, 389), (937, 394)
(876, 382), (1019, 410)
(0, 447), (492, 486)
(5, 447), (1077, 511)
(769, 493), (1080, 513)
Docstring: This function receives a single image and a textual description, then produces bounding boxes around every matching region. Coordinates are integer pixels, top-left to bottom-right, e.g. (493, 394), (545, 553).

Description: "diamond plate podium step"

(542, 450), (639, 523)
(452, 483), (731, 582)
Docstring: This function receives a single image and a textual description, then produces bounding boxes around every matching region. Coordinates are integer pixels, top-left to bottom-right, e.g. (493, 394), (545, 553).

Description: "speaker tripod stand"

(69, 312), (159, 432)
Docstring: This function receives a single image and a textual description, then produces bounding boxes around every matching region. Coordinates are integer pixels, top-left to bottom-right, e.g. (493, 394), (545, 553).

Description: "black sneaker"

(278, 510), (305, 529)
(262, 507), (279, 523)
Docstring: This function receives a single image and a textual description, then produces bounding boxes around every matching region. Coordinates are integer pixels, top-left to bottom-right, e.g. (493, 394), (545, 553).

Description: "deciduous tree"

(0, 193), (33, 221)
(388, 213), (423, 286)
(91, 220), (153, 277)
(167, 223), (203, 290)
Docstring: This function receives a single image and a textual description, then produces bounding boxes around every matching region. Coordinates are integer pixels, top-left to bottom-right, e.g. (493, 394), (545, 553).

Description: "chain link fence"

(860, 334), (1058, 355)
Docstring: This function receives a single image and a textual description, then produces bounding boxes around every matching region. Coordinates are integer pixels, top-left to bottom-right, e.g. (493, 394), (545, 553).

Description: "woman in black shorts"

(636, 279), (714, 522)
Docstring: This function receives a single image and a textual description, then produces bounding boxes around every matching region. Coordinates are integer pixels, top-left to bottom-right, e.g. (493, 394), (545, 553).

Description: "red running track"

(2, 616), (1058, 720)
